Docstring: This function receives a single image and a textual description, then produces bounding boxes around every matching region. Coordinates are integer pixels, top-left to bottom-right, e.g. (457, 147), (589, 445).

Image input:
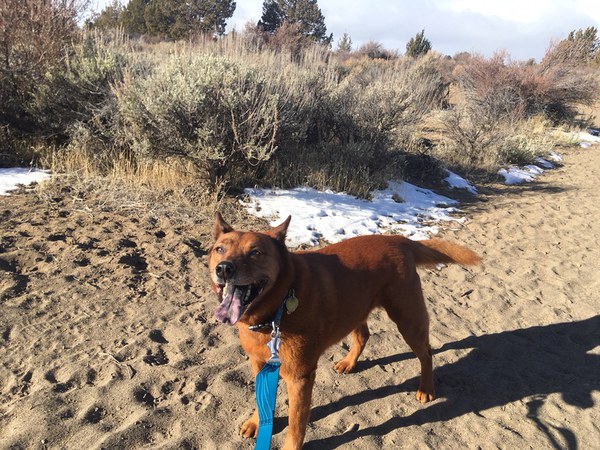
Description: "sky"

(91, 0), (600, 61)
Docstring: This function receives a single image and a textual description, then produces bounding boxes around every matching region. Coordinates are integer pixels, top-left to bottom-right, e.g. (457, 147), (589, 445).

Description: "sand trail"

(1, 145), (599, 449)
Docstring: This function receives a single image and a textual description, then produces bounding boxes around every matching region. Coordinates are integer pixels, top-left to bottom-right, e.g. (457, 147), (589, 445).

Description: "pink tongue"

(214, 287), (244, 325)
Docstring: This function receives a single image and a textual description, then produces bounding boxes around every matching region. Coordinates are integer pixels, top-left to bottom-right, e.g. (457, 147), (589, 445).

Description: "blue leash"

(253, 304), (285, 450)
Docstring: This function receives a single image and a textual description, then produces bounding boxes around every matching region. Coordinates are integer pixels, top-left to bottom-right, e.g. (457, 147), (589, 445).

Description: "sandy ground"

(1, 145), (599, 450)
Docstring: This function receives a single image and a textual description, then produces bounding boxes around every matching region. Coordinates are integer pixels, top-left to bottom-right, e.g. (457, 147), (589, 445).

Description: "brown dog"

(209, 213), (480, 449)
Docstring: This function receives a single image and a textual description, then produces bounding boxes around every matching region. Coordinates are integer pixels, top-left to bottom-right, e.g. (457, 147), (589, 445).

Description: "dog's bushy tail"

(410, 239), (481, 267)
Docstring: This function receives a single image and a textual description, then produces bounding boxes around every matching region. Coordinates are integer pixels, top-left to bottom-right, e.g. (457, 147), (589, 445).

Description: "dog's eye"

(248, 249), (262, 257)
(214, 246), (225, 254)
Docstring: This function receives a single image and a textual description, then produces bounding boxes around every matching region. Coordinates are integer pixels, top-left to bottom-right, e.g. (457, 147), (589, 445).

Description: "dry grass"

(40, 145), (226, 219)
(576, 77), (600, 128)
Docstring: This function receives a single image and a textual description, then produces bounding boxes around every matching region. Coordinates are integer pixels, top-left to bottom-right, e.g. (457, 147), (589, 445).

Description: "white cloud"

(575, 0), (600, 25)
(440, 0), (550, 23)
(227, 1), (263, 32)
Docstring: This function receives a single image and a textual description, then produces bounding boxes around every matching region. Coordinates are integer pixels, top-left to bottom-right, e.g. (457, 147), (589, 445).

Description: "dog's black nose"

(215, 261), (235, 280)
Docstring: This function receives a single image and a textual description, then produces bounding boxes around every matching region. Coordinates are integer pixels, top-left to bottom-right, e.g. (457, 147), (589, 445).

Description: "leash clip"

(266, 322), (281, 364)
(248, 323), (272, 332)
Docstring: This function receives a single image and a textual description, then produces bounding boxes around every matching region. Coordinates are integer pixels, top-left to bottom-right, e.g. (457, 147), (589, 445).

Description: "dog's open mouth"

(214, 280), (267, 325)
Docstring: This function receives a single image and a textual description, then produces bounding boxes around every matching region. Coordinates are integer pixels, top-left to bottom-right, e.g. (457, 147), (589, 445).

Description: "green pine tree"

(121, 0), (150, 35)
(258, 0), (331, 44)
(90, 0), (124, 30)
(406, 29), (431, 58)
(144, 0), (178, 38)
(258, 0), (284, 33)
(543, 26), (600, 67)
(185, 0), (237, 36)
(567, 27), (599, 64)
(336, 32), (352, 52)
(144, 0), (236, 39)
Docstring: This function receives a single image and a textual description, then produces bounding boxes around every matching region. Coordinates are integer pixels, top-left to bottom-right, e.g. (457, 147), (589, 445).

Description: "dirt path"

(1, 145), (599, 449)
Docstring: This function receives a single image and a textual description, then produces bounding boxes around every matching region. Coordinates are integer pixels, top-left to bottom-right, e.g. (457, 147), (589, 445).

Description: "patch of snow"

(498, 165), (544, 185)
(576, 131), (600, 147)
(242, 181), (465, 247)
(444, 170), (477, 195)
(547, 151), (562, 162)
(0, 168), (51, 196)
(534, 157), (554, 169)
(579, 131), (600, 142)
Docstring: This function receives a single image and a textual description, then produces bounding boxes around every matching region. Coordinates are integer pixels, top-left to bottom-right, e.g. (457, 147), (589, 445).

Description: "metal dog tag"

(285, 295), (299, 314)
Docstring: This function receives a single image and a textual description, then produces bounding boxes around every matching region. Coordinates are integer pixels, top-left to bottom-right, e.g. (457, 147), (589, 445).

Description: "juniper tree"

(90, 0), (123, 30)
(258, 0), (285, 33)
(258, 0), (332, 44)
(121, 0), (150, 35)
(406, 29), (431, 58)
(337, 32), (352, 52)
(144, 0), (236, 39)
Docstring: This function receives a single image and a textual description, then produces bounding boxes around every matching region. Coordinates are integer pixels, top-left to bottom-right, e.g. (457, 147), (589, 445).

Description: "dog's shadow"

(301, 315), (600, 449)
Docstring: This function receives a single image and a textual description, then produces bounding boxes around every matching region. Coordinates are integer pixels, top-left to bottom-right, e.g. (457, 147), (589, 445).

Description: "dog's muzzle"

(213, 271), (268, 325)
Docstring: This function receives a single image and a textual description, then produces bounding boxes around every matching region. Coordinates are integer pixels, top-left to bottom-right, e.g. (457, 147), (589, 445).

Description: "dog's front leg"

(240, 356), (264, 438)
(282, 369), (316, 450)
(240, 410), (259, 439)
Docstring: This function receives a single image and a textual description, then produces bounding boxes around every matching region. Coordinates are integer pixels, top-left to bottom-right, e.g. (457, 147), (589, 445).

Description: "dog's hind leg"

(383, 283), (435, 403)
(334, 321), (370, 374)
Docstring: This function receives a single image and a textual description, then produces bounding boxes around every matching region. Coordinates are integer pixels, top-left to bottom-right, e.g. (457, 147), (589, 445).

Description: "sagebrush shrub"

(454, 52), (599, 125)
(326, 55), (447, 148)
(113, 54), (283, 186)
(32, 32), (128, 141)
(0, 0), (85, 145)
(437, 51), (598, 173)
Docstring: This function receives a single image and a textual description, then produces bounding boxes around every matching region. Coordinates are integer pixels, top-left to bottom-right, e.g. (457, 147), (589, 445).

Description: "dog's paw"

(416, 388), (435, 403)
(240, 418), (258, 438)
(333, 358), (355, 374)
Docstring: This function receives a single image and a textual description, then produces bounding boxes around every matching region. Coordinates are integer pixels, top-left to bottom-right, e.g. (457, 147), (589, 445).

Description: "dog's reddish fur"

(209, 213), (480, 449)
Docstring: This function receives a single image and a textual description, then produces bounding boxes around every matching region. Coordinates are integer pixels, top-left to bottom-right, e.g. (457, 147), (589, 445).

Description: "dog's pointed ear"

(214, 212), (234, 239)
(267, 215), (291, 243)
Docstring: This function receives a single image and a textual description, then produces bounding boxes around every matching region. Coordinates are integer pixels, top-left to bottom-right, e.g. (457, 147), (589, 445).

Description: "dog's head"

(208, 213), (291, 325)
